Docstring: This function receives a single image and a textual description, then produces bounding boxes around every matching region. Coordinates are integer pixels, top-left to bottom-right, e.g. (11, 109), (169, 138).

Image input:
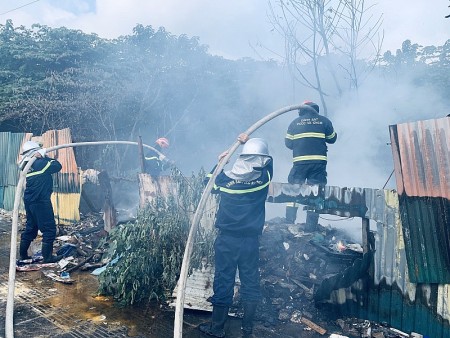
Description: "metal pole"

(138, 136), (146, 173)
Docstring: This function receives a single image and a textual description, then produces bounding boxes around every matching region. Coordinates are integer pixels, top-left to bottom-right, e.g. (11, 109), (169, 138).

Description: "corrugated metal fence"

(307, 116), (450, 337)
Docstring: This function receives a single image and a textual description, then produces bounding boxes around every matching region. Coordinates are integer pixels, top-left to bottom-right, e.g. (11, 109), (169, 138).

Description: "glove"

(237, 133), (249, 144)
(37, 148), (46, 157)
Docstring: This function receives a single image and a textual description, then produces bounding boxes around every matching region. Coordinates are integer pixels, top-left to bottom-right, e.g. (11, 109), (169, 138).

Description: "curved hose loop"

(5, 140), (165, 338)
(174, 104), (303, 337)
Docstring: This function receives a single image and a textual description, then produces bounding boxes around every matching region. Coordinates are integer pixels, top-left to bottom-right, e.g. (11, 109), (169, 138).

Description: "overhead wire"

(382, 169), (395, 189)
(0, 0), (41, 16)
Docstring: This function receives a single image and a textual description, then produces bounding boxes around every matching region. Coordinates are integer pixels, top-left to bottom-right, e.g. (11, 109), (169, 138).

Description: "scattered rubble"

(3, 208), (430, 337)
(14, 211), (109, 282)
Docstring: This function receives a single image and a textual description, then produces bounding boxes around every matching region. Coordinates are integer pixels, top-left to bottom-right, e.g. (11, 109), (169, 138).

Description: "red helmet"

(155, 137), (170, 148)
(302, 100), (319, 113)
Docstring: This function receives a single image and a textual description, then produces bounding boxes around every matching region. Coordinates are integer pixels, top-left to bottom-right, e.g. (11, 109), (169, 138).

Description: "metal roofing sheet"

(51, 192), (80, 225)
(390, 117), (450, 283)
(0, 132), (27, 186)
(0, 186), (3, 208)
(5, 132), (26, 185)
(391, 117), (450, 199)
(42, 128), (80, 193)
(0, 132), (10, 186)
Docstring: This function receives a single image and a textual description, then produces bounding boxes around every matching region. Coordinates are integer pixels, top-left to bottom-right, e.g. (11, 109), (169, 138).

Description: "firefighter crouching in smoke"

(18, 141), (63, 263)
(285, 101), (337, 230)
(198, 134), (273, 337)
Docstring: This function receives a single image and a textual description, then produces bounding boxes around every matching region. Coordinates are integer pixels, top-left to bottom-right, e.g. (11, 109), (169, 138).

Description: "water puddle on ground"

(23, 270), (184, 337)
(1, 217), (319, 338)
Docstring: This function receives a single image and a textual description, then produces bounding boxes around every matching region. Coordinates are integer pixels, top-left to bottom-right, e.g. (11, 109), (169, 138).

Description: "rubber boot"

(285, 205), (298, 224)
(42, 242), (62, 263)
(305, 211), (320, 232)
(19, 239), (32, 260)
(241, 301), (258, 335)
(198, 305), (229, 337)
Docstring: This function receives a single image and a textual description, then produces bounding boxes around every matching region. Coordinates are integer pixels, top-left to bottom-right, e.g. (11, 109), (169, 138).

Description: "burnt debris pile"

(237, 218), (365, 334)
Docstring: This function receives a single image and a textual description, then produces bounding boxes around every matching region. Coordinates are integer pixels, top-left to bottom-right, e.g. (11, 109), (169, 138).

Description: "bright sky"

(0, 0), (449, 60)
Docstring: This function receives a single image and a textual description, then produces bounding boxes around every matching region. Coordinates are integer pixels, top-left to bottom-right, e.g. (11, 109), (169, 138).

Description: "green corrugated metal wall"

(0, 186), (3, 209)
(0, 132), (25, 209)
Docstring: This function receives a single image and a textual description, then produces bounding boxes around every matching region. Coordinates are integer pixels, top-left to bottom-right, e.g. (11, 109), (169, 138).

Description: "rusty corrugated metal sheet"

(42, 128), (80, 224)
(51, 193), (81, 225)
(41, 128), (80, 193)
(390, 117), (450, 283)
(391, 117), (450, 199)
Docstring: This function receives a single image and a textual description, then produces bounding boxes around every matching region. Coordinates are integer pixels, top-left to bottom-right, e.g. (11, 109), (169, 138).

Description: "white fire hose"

(5, 140), (164, 338)
(174, 104), (303, 337)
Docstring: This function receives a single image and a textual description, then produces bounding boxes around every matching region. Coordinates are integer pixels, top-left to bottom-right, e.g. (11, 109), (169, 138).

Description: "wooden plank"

(300, 317), (327, 335)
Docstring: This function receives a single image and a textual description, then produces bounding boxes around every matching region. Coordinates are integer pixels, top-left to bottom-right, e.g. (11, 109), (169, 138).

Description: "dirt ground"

(0, 212), (342, 338)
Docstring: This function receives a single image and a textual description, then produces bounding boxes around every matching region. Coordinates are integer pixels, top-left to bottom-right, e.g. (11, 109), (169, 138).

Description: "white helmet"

(21, 140), (41, 155)
(240, 138), (270, 157)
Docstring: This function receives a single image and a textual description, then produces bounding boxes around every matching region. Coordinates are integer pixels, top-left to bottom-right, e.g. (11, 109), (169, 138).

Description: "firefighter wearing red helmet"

(285, 101), (337, 230)
(144, 137), (170, 176)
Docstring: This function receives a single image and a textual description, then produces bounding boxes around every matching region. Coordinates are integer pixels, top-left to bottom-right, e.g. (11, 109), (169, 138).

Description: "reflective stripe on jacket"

(24, 157), (62, 204)
(285, 110), (337, 164)
(206, 162), (273, 237)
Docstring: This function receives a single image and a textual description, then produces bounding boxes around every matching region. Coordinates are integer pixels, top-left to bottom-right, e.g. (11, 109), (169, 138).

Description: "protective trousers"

(211, 234), (261, 307)
(286, 162), (327, 226)
(285, 204), (319, 230)
(21, 200), (57, 244)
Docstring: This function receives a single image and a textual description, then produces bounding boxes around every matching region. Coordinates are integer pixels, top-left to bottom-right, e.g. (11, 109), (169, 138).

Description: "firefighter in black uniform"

(18, 141), (63, 263)
(285, 101), (337, 229)
(145, 137), (170, 176)
(199, 134), (273, 337)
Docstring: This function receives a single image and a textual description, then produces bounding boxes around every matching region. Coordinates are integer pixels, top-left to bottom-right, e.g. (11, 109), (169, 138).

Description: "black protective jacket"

(144, 146), (169, 176)
(206, 161), (273, 237)
(285, 107), (337, 164)
(23, 157), (62, 204)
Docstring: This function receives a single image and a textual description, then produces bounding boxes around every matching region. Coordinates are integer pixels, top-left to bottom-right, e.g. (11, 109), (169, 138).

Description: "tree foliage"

(381, 39), (450, 99)
(0, 20), (281, 172)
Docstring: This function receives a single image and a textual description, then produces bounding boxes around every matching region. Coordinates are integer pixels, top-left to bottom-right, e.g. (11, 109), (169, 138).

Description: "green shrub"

(97, 168), (215, 306)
